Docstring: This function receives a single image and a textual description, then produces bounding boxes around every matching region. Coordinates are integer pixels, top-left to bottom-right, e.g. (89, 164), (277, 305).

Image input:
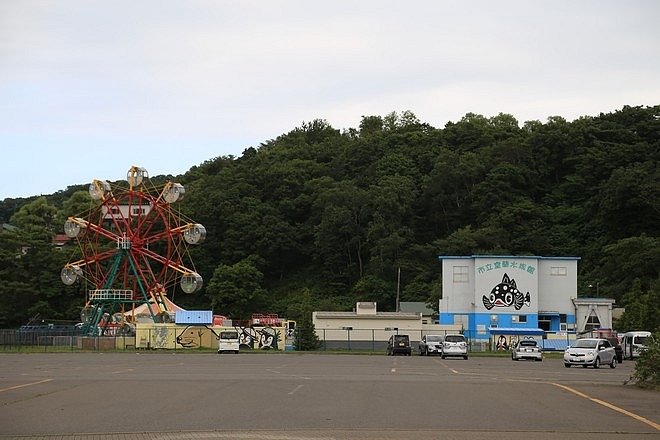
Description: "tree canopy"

(1, 106), (658, 330)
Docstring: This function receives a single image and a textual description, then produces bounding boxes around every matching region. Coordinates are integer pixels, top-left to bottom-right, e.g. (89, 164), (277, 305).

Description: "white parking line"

(288, 384), (304, 395)
(0, 378), (53, 392)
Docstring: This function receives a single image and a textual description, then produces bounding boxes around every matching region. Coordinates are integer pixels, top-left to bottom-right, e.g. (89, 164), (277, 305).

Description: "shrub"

(629, 332), (660, 389)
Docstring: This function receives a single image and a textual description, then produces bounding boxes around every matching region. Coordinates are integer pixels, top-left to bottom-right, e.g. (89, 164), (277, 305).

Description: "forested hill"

(1, 105), (659, 330)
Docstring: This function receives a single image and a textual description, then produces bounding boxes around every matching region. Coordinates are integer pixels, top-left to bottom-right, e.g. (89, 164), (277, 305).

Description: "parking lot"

(0, 352), (658, 439)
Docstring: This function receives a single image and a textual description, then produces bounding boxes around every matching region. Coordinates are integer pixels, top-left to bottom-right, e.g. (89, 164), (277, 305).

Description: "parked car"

(217, 330), (240, 354)
(606, 336), (623, 363)
(621, 331), (651, 360)
(419, 335), (444, 356)
(441, 334), (468, 360)
(511, 339), (542, 361)
(387, 334), (411, 356)
(563, 338), (617, 368)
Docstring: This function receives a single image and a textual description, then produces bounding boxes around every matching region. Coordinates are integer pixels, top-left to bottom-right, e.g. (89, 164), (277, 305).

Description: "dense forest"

(1, 105), (659, 331)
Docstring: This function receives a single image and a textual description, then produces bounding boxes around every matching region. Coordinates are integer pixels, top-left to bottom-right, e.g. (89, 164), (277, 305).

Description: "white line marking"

(552, 382), (660, 431)
(288, 384), (303, 395)
(0, 379), (53, 393)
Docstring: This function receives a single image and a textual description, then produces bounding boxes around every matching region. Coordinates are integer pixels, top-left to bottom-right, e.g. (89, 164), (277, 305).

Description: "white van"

(218, 330), (240, 354)
(621, 331), (651, 360)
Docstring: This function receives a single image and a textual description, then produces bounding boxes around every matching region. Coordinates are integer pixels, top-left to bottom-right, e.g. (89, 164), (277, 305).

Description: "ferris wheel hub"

(62, 165), (206, 333)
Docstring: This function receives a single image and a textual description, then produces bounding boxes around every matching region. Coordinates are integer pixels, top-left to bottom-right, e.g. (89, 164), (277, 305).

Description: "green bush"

(629, 332), (660, 389)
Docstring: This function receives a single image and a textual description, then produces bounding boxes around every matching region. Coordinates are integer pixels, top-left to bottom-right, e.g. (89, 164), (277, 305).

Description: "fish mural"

(483, 273), (531, 310)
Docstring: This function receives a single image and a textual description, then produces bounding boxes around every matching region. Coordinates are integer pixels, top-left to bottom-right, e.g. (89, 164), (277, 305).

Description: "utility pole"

(396, 267), (401, 312)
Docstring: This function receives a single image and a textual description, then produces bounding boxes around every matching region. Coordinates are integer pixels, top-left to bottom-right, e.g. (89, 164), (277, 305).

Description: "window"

(585, 315), (600, 331)
(550, 266), (567, 276)
(453, 266), (468, 283)
(512, 315), (527, 323)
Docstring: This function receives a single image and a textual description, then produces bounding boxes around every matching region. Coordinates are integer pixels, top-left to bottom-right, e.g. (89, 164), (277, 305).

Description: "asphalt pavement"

(0, 352), (658, 439)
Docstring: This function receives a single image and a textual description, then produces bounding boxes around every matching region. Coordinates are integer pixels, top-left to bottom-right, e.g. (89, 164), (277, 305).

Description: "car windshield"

(635, 336), (649, 345)
(445, 335), (465, 343)
(519, 340), (537, 347)
(220, 331), (238, 339)
(573, 339), (598, 349)
(394, 335), (409, 342)
(426, 336), (442, 342)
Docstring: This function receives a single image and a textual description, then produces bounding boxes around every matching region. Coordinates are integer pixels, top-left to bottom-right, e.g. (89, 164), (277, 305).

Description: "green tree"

(206, 256), (268, 320)
(629, 331), (660, 389)
(291, 289), (321, 351)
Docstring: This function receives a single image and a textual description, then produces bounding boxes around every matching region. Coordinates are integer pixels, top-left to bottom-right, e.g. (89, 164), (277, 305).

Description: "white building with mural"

(438, 255), (583, 346)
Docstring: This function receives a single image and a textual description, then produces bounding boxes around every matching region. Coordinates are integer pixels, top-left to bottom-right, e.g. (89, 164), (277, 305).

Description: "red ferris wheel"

(61, 166), (205, 335)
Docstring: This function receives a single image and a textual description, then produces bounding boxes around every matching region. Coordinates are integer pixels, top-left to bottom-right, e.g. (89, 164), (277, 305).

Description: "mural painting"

(496, 335), (509, 351)
(483, 273), (531, 311)
(173, 325), (283, 350)
(235, 326), (281, 349)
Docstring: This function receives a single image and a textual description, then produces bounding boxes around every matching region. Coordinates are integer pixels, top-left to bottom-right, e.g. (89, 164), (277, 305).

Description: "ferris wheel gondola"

(61, 166), (206, 335)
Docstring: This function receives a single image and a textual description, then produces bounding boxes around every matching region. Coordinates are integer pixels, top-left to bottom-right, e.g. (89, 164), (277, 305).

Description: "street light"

(588, 282), (600, 297)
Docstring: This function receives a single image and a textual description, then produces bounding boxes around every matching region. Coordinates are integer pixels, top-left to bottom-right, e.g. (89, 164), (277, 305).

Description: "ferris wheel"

(61, 166), (206, 335)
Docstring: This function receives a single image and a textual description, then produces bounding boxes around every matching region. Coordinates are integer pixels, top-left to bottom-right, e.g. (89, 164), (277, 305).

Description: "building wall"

(439, 255), (580, 341)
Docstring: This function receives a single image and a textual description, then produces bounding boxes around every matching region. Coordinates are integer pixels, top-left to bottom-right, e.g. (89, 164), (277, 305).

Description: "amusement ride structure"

(60, 166), (205, 335)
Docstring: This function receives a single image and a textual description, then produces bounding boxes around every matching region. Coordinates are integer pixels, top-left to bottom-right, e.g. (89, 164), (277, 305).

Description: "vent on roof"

(356, 302), (377, 315)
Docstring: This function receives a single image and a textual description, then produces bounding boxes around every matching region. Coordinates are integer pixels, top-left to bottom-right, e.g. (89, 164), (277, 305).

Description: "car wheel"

(463, 355), (468, 360)
(594, 357), (600, 369)
(564, 363), (571, 368)
(610, 357), (617, 369)
(582, 365), (588, 368)
(535, 357), (542, 362)
(441, 355), (445, 359)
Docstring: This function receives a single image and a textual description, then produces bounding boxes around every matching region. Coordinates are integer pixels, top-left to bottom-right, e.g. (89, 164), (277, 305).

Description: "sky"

(1, 1), (659, 200)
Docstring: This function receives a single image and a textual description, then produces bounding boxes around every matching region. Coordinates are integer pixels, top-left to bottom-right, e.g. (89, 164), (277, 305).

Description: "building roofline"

(437, 255), (581, 261)
(314, 311), (420, 320)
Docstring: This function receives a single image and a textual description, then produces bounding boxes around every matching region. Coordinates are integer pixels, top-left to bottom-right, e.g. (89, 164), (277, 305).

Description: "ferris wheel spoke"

(62, 166), (205, 333)
(138, 247), (195, 276)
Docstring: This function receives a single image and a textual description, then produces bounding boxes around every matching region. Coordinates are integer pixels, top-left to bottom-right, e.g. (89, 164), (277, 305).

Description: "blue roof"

(488, 327), (545, 336)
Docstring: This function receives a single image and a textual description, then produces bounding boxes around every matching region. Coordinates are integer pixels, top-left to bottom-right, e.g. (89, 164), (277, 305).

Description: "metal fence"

(316, 328), (466, 352)
(0, 329), (137, 351)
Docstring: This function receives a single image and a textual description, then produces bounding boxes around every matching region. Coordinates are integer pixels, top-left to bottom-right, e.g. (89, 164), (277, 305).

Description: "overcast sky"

(1, 1), (659, 200)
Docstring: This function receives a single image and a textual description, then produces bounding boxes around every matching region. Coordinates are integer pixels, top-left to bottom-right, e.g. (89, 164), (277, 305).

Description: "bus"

(621, 331), (651, 360)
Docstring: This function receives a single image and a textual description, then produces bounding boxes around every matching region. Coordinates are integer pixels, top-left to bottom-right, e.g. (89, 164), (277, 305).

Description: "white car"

(511, 339), (542, 361)
(218, 330), (240, 354)
(441, 334), (468, 360)
(563, 338), (617, 369)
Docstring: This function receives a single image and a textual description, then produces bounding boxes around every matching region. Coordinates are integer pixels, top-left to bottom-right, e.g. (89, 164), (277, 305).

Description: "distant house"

(312, 302), (461, 350)
(1, 223), (18, 233)
(52, 233), (71, 248)
(399, 301), (437, 324)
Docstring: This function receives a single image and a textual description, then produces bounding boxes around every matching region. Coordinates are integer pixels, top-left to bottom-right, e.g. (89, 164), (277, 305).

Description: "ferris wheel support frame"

(62, 166), (206, 337)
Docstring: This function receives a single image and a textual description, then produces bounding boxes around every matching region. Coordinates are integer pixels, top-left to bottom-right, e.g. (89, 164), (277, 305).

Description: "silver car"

(419, 335), (444, 356)
(511, 339), (542, 361)
(563, 338), (617, 369)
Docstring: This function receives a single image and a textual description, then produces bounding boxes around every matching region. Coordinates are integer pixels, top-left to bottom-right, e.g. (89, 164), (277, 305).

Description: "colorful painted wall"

(438, 255), (579, 341)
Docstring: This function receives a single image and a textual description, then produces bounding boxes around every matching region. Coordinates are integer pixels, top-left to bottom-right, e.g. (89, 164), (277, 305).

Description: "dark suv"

(387, 334), (411, 356)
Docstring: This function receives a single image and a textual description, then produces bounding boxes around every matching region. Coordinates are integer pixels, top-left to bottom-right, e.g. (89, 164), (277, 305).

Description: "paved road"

(0, 352), (658, 439)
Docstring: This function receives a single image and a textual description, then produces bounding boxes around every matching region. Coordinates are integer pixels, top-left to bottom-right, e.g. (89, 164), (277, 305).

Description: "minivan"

(621, 331), (651, 360)
(217, 330), (240, 354)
